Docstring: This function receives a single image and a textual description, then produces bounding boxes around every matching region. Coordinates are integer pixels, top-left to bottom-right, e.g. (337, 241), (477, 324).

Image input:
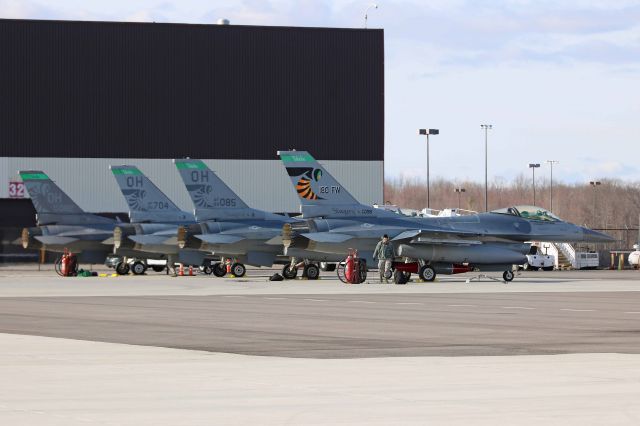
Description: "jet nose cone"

(581, 227), (615, 243)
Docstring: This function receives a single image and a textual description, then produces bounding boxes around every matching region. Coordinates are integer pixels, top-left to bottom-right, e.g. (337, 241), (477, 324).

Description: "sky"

(2, 0), (639, 184)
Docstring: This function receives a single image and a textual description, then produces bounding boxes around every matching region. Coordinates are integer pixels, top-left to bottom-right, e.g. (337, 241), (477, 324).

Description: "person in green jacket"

(373, 234), (394, 283)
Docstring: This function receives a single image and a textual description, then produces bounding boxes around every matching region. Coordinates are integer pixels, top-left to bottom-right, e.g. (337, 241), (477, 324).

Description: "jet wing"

(128, 235), (176, 245)
(55, 229), (113, 241)
(301, 232), (354, 243)
(195, 234), (246, 244)
(35, 236), (79, 245)
(265, 235), (283, 245)
(392, 229), (482, 245)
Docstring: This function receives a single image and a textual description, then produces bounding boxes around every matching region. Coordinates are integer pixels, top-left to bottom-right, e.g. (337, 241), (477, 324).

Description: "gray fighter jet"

(277, 151), (614, 282)
(109, 165), (208, 274)
(19, 170), (117, 263)
(174, 159), (321, 278)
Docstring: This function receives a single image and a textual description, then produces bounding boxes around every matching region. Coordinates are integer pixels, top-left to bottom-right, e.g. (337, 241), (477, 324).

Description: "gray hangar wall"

(0, 19), (384, 215)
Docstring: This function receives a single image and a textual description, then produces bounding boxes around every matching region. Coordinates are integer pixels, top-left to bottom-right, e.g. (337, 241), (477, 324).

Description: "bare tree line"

(384, 176), (640, 249)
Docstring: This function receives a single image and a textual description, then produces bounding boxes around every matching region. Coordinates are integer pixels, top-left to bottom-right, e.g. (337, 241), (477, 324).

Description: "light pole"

(546, 160), (559, 212)
(529, 163), (540, 205)
(589, 181), (601, 228)
(480, 124), (492, 211)
(364, 3), (378, 28)
(454, 188), (466, 210)
(419, 128), (439, 210)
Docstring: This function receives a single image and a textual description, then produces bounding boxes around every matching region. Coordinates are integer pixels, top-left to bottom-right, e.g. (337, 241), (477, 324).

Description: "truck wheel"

(115, 262), (130, 275)
(201, 265), (213, 275)
(282, 265), (298, 279)
(303, 264), (320, 280)
(151, 265), (165, 273)
(419, 265), (436, 282)
(503, 270), (515, 282)
(131, 261), (147, 275)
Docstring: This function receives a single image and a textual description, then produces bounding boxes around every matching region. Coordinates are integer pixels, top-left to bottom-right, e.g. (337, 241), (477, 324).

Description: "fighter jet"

(19, 170), (117, 263)
(277, 150), (614, 282)
(109, 165), (208, 274)
(173, 159), (319, 278)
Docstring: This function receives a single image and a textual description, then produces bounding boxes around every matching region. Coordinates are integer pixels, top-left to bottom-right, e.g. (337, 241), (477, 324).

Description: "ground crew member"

(373, 234), (394, 283)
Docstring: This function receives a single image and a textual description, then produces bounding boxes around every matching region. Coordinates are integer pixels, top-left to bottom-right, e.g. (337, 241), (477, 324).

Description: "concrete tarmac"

(2, 334), (640, 426)
(2, 267), (640, 424)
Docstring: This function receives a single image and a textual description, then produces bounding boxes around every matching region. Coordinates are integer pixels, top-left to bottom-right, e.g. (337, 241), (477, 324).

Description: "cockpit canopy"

(491, 205), (561, 222)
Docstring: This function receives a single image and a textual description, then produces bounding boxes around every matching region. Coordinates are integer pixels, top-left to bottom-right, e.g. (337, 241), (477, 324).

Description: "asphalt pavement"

(1, 290), (640, 358)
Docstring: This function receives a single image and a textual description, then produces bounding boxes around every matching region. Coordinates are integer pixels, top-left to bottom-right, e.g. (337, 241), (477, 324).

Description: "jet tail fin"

(174, 159), (263, 221)
(277, 151), (382, 218)
(19, 171), (113, 226)
(110, 165), (194, 223)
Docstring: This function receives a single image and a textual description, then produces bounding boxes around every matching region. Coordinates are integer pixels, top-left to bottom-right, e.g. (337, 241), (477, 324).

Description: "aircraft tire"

(419, 265), (436, 282)
(304, 264), (320, 280)
(282, 265), (298, 279)
(231, 263), (246, 277)
(115, 262), (130, 275)
(131, 261), (147, 275)
(212, 262), (226, 277)
(503, 270), (515, 282)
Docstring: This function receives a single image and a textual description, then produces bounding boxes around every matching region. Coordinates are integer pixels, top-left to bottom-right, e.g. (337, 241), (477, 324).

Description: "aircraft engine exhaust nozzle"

(177, 224), (204, 250)
(114, 226), (132, 250)
(281, 222), (311, 250)
(21, 227), (43, 250)
(581, 227), (615, 243)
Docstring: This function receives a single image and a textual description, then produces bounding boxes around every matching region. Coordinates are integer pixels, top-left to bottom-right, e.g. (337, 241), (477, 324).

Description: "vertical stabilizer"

(174, 159), (263, 221)
(277, 151), (378, 218)
(110, 165), (194, 223)
(19, 170), (113, 225)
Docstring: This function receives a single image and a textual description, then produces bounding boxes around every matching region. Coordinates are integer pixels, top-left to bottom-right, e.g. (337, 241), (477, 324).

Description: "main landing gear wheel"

(131, 261), (147, 275)
(303, 264), (320, 280)
(231, 263), (246, 277)
(393, 270), (410, 284)
(419, 265), (436, 282)
(503, 270), (514, 282)
(201, 265), (213, 275)
(115, 262), (130, 275)
(383, 269), (393, 279)
(282, 265), (298, 279)
(212, 262), (226, 277)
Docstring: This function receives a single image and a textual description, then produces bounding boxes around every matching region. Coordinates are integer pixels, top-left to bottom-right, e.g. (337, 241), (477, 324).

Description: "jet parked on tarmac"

(19, 170), (118, 263)
(109, 165), (208, 274)
(173, 159), (323, 278)
(277, 150), (614, 283)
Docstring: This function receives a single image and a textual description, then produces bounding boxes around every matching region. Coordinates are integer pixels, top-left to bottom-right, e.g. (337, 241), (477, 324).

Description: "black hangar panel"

(0, 19), (384, 161)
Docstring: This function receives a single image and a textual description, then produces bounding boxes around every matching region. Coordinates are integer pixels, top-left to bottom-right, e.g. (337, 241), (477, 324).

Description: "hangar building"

(0, 18), (384, 259)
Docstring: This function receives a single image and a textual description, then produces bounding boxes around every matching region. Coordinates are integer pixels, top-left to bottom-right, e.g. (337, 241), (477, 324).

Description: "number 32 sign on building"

(8, 181), (25, 198)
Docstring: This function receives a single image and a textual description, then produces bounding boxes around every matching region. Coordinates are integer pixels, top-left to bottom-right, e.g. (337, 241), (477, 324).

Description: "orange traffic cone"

(226, 260), (232, 274)
(178, 264), (184, 276)
(188, 265), (194, 276)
